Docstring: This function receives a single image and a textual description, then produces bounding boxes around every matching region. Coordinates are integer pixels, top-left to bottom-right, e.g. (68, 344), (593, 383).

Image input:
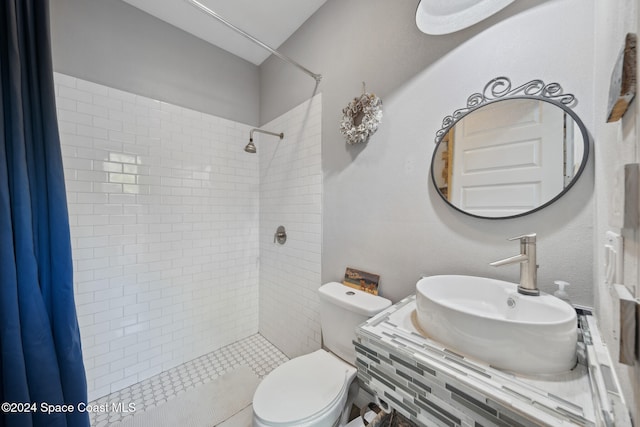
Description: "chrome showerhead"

(244, 128), (284, 154)
(244, 139), (257, 154)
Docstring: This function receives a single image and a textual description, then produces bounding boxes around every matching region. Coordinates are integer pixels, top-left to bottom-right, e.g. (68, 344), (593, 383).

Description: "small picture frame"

(343, 267), (380, 295)
(607, 33), (637, 122)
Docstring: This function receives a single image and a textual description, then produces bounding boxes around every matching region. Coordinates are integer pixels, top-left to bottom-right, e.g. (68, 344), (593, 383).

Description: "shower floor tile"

(89, 333), (288, 426)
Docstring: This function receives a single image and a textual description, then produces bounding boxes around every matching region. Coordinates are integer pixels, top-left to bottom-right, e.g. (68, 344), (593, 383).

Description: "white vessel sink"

(415, 275), (577, 375)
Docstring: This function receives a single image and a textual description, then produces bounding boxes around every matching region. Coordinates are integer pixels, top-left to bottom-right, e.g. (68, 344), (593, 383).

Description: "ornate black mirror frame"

(431, 76), (590, 219)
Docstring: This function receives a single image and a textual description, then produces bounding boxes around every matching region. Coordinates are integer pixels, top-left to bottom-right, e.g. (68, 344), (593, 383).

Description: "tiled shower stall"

(258, 95), (323, 359)
(54, 72), (322, 401)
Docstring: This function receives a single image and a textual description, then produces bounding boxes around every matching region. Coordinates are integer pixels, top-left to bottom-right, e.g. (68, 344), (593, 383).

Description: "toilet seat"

(253, 349), (357, 426)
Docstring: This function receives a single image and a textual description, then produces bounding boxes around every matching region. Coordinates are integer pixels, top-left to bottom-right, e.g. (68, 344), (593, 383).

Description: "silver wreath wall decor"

(340, 83), (383, 145)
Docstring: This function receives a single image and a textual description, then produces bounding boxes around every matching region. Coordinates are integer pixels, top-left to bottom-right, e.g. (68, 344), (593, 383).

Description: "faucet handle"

(507, 233), (536, 243)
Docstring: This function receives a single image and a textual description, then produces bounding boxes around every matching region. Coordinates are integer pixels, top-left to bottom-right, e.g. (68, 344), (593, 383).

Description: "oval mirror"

(431, 78), (589, 219)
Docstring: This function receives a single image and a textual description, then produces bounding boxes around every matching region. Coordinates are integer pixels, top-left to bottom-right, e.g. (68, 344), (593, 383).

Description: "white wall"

(261, 0), (594, 305)
(50, 0), (260, 125)
(258, 95), (323, 358)
(593, 0), (640, 419)
(55, 73), (259, 400)
(338, 0), (594, 304)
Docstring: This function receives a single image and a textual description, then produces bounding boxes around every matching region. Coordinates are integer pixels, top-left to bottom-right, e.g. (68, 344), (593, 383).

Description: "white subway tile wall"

(258, 94), (323, 358)
(54, 73), (260, 400)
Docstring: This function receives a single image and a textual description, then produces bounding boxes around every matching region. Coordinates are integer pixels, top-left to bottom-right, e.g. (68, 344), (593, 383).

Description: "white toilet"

(252, 282), (392, 427)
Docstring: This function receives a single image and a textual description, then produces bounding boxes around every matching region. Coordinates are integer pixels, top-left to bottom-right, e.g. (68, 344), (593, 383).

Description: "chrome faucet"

(490, 233), (539, 296)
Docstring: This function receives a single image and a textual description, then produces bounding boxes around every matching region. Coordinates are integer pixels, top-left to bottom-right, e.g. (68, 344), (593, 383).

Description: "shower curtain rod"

(185, 0), (323, 83)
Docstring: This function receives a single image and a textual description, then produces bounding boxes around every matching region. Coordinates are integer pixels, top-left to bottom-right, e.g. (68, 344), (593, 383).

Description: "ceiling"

(121, 0), (328, 65)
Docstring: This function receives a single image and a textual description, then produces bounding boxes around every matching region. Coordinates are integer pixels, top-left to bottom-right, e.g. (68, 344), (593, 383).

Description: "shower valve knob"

(274, 226), (287, 244)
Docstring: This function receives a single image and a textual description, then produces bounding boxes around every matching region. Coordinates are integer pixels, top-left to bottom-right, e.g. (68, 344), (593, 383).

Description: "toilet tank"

(319, 282), (392, 364)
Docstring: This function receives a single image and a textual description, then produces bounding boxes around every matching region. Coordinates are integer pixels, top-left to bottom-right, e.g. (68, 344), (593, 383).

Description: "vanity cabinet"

(354, 296), (631, 427)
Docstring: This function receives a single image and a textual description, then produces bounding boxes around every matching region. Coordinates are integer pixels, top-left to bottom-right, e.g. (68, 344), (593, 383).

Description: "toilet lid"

(253, 350), (357, 425)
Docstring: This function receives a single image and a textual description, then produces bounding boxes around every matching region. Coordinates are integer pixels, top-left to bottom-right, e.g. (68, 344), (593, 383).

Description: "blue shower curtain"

(0, 1), (89, 426)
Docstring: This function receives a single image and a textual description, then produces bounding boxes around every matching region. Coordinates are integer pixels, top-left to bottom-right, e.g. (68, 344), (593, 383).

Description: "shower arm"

(250, 128), (284, 141)
(185, 0), (322, 83)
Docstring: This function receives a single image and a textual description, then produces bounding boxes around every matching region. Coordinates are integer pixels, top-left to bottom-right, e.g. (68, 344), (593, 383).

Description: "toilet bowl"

(253, 349), (356, 427)
(252, 282), (391, 427)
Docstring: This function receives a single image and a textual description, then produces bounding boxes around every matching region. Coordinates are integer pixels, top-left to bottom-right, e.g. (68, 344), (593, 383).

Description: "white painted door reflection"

(449, 99), (564, 217)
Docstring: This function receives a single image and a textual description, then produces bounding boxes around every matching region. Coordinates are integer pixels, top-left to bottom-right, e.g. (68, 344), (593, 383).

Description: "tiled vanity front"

(354, 296), (631, 427)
